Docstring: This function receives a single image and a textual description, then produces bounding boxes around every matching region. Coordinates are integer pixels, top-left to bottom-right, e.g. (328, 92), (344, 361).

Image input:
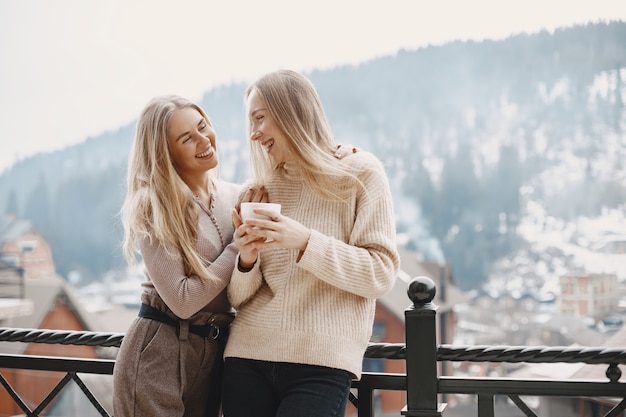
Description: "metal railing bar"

(0, 353), (115, 374)
(349, 374), (406, 417)
(354, 378), (373, 417)
(0, 327), (123, 348)
(508, 394), (538, 417)
(71, 372), (112, 417)
(348, 391), (358, 408)
(355, 372), (407, 390)
(605, 398), (626, 417)
(364, 343), (405, 359)
(0, 373), (31, 415)
(439, 377), (626, 397)
(437, 344), (626, 365)
(32, 372), (72, 415)
(477, 393), (495, 417)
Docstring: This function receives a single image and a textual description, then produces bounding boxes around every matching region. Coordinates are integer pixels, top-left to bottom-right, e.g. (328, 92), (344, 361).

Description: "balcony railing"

(0, 276), (625, 417)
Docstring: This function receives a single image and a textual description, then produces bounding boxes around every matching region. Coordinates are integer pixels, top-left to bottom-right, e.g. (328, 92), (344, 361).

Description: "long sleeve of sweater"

(140, 237), (237, 319)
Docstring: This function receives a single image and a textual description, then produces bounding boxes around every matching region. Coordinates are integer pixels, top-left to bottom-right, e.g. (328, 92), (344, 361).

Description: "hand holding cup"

(240, 202), (281, 223)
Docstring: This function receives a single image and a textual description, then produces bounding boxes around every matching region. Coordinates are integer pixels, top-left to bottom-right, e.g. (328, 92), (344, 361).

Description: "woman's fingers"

(334, 144), (358, 159)
(242, 188), (255, 202)
(232, 208), (242, 228)
(239, 186), (269, 211)
(249, 186), (267, 203)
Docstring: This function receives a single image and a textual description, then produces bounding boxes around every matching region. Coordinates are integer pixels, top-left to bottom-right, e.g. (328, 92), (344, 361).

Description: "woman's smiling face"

(167, 107), (218, 176)
(246, 87), (292, 166)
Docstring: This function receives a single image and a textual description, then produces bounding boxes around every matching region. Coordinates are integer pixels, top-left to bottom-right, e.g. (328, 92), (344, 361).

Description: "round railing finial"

(407, 276), (436, 305)
(606, 363), (622, 383)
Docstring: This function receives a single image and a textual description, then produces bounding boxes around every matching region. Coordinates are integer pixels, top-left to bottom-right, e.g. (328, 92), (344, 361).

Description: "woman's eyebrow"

(175, 117), (205, 142)
(175, 130), (191, 142)
(249, 107), (266, 117)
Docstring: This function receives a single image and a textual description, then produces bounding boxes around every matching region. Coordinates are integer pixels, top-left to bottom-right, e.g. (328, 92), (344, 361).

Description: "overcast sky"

(1, 0), (624, 172)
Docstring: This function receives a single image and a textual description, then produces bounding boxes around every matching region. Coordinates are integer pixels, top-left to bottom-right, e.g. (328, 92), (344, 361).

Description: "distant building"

(559, 272), (619, 320)
(0, 214), (56, 280)
(0, 260), (33, 322)
(0, 214), (48, 325)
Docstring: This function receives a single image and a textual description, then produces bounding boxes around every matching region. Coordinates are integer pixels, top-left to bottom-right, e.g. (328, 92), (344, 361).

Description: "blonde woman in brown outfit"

(112, 95), (265, 417)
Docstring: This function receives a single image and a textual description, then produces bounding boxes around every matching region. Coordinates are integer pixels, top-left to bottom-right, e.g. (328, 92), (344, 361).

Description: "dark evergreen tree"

(23, 173), (53, 238)
(49, 163), (126, 279)
(4, 188), (20, 216)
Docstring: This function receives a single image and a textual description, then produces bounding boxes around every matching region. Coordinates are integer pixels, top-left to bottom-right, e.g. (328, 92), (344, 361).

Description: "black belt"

(138, 303), (227, 340)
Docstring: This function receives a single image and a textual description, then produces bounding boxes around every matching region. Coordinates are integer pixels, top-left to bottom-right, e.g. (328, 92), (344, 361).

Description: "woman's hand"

(237, 186), (268, 209)
(334, 144), (359, 159)
(232, 186), (269, 270)
(241, 209), (311, 254)
(232, 185), (312, 263)
(232, 208), (264, 269)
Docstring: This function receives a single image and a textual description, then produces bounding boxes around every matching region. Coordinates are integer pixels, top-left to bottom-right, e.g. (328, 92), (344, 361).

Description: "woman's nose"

(197, 133), (212, 148)
(250, 130), (262, 141)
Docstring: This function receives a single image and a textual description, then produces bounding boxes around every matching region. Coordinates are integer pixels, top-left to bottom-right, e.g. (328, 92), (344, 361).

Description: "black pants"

(222, 357), (352, 417)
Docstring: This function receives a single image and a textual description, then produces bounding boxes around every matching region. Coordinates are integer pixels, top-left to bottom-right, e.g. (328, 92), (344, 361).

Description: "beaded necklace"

(193, 193), (226, 249)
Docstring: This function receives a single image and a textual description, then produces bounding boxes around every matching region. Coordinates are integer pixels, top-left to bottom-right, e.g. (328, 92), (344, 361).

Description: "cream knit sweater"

(225, 151), (400, 378)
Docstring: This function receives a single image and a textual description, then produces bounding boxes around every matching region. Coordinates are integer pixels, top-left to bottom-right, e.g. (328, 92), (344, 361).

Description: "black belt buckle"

(189, 323), (220, 340)
(209, 325), (220, 340)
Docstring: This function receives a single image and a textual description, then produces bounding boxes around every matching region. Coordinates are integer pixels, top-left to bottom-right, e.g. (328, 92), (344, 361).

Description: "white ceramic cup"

(240, 202), (282, 222)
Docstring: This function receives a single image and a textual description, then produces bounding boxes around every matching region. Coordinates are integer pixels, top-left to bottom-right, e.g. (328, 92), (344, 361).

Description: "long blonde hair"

(121, 95), (219, 281)
(245, 69), (360, 201)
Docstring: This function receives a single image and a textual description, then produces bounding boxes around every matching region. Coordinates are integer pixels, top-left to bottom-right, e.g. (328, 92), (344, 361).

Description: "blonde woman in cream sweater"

(222, 70), (400, 417)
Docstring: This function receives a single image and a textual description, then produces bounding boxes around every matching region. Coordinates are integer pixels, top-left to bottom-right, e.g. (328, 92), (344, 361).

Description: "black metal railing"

(0, 276), (625, 416)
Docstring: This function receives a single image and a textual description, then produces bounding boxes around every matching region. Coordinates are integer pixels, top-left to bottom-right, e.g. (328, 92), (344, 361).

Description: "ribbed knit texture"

(138, 179), (241, 319)
(225, 151), (400, 378)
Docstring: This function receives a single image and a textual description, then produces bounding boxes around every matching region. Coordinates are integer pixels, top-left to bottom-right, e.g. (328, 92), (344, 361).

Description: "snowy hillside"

(485, 201), (626, 298)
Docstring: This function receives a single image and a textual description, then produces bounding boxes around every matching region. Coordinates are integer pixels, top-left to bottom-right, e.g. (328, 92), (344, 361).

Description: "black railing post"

(402, 276), (446, 416)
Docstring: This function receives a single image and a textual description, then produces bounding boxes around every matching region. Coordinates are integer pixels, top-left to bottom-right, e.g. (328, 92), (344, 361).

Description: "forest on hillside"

(1, 21), (625, 290)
